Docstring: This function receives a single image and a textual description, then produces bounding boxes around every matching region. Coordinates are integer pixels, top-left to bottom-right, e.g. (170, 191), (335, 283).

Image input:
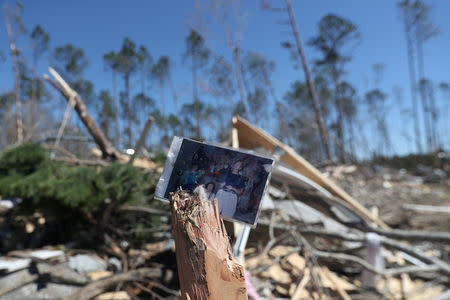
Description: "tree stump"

(170, 189), (248, 300)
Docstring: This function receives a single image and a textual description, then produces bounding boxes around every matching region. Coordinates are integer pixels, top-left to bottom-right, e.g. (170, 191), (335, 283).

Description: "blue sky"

(0, 0), (449, 156)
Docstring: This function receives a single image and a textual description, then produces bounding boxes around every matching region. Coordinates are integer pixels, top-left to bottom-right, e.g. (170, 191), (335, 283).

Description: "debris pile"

(0, 244), (177, 300)
(233, 116), (450, 300)
(0, 69), (448, 299)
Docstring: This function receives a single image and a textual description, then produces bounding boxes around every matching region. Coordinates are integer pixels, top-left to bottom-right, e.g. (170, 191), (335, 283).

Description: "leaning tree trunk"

(285, 0), (332, 163)
(44, 67), (119, 159)
(171, 190), (247, 300)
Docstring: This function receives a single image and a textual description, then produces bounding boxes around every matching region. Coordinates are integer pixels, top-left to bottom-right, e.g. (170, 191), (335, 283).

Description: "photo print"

(155, 137), (274, 226)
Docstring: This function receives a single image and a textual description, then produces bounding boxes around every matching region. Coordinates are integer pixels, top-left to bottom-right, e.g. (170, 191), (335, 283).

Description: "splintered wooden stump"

(170, 190), (248, 300)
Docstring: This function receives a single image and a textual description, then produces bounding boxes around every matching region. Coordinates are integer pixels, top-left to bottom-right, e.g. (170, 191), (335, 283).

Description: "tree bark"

(285, 0), (332, 163)
(44, 67), (119, 159)
(170, 190), (247, 300)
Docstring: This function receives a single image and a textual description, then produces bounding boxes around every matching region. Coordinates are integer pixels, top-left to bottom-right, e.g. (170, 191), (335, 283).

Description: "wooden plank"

(232, 116), (389, 229)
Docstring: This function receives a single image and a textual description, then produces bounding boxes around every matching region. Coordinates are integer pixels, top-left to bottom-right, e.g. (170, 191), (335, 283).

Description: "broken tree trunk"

(170, 190), (247, 300)
(44, 67), (119, 159)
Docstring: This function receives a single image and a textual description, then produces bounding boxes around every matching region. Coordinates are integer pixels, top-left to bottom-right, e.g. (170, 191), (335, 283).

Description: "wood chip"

(268, 245), (293, 258)
(275, 285), (290, 296)
(291, 268), (310, 300)
(86, 270), (113, 281)
(317, 267), (356, 291)
(260, 264), (292, 285)
(94, 291), (130, 300)
(245, 254), (270, 269)
(285, 253), (306, 270)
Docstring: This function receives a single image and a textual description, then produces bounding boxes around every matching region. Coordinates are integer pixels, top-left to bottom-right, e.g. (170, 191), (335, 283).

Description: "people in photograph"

(215, 160), (246, 217)
(204, 181), (216, 201)
(180, 164), (203, 192)
(245, 163), (269, 214)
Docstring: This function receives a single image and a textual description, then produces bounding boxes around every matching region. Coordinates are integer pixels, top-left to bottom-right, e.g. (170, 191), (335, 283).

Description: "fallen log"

(62, 268), (161, 300)
(170, 189), (248, 300)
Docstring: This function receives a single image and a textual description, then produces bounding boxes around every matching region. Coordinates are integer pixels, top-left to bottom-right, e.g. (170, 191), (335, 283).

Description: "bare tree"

(136, 46), (152, 95)
(103, 51), (121, 146)
(191, 0), (251, 122)
(438, 82), (450, 146)
(308, 13), (360, 162)
(183, 29), (210, 139)
(421, 79), (439, 147)
(151, 56), (171, 140)
(3, 2), (27, 143)
(285, 0), (332, 162)
(30, 25), (50, 139)
(366, 89), (392, 156)
(398, 0), (422, 153)
(116, 38), (138, 147)
(413, 1), (439, 151)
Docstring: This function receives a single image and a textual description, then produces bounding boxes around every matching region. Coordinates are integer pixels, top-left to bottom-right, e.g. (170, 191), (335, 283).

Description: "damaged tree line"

(1, 1), (449, 165)
(0, 67), (448, 299)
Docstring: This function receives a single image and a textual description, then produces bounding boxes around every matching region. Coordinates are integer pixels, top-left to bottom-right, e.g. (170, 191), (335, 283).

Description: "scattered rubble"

(0, 76), (448, 300)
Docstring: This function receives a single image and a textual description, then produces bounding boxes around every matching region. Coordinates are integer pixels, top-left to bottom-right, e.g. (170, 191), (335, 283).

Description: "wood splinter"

(170, 188), (248, 300)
